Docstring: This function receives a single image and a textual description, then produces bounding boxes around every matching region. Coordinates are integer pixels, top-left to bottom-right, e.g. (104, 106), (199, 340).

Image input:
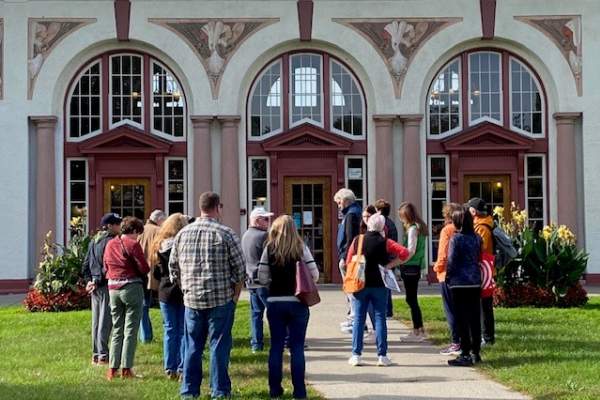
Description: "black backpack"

(477, 223), (518, 268)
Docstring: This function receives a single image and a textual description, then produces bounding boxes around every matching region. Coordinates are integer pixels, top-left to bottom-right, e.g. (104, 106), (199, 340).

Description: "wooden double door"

(463, 175), (510, 214)
(283, 177), (332, 283)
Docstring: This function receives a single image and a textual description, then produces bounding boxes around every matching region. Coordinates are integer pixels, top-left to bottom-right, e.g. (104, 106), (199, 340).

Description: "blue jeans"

(386, 289), (393, 317)
(138, 289), (153, 343)
(181, 301), (236, 398)
(249, 288), (269, 350)
(159, 301), (185, 373)
(441, 282), (460, 344)
(352, 287), (388, 356)
(266, 301), (309, 399)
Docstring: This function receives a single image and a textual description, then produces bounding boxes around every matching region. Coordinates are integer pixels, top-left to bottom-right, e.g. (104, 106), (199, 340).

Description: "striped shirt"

(169, 217), (246, 310)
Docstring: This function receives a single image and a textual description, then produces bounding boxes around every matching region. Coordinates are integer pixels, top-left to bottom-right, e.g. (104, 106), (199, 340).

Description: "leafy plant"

(25, 216), (91, 312)
(493, 204), (588, 307)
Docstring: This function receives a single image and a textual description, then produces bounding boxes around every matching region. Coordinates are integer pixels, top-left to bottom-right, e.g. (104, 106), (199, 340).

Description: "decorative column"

(373, 115), (396, 206)
(554, 112), (582, 234)
(218, 116), (241, 234)
(400, 114), (424, 213)
(30, 116), (58, 268)
(191, 116), (214, 216)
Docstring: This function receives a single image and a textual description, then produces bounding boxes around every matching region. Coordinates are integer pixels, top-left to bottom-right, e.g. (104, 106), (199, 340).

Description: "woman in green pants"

(103, 217), (150, 380)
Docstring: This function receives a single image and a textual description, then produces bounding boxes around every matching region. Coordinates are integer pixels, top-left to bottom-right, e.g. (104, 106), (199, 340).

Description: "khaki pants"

(109, 283), (144, 369)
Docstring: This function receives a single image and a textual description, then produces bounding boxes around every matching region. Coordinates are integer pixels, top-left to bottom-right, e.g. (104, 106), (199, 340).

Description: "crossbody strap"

(356, 234), (365, 258)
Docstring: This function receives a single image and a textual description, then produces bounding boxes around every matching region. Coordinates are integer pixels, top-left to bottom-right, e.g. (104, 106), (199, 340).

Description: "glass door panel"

(464, 175), (510, 216)
(104, 178), (151, 220)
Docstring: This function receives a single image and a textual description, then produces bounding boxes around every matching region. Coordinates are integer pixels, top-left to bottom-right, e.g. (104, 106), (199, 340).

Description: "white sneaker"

(348, 355), (362, 366)
(377, 355), (392, 367)
(339, 320), (352, 328)
(401, 332), (425, 343)
(341, 325), (353, 334)
(363, 331), (376, 344)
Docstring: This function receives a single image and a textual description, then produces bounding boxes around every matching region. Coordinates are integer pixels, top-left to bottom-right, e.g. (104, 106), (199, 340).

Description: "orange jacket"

(474, 215), (494, 255)
(433, 223), (456, 282)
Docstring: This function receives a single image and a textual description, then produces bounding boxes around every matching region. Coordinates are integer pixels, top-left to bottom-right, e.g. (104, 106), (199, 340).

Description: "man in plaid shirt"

(170, 191), (246, 399)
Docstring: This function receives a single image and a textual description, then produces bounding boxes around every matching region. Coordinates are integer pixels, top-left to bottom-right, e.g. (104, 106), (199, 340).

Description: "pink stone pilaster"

(373, 115), (396, 206)
(554, 112), (581, 234)
(400, 114), (424, 214)
(218, 116), (241, 234)
(191, 116), (214, 216)
(30, 116), (57, 268)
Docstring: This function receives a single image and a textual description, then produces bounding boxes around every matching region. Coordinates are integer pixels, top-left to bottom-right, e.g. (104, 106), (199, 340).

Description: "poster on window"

(348, 168), (362, 179)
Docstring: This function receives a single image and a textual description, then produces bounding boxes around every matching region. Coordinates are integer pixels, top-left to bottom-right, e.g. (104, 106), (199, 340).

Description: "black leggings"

(400, 271), (423, 329)
(451, 287), (482, 356)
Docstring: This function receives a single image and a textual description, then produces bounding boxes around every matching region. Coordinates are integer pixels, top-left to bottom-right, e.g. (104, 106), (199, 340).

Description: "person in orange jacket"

(467, 197), (495, 346)
(433, 203), (462, 356)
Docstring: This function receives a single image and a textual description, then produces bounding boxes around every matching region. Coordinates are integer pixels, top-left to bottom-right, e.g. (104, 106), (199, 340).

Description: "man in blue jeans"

(241, 207), (273, 353)
(170, 192), (246, 399)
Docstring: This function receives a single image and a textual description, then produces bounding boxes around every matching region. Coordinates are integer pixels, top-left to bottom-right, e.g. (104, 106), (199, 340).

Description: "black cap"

(467, 197), (487, 213)
(100, 213), (122, 227)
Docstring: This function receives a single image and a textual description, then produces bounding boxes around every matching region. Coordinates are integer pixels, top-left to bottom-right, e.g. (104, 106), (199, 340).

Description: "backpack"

(478, 223), (518, 269)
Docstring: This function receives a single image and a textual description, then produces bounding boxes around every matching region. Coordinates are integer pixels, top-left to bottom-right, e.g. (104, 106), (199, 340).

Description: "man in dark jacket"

(81, 212), (122, 365)
(334, 188), (362, 333)
(375, 199), (399, 318)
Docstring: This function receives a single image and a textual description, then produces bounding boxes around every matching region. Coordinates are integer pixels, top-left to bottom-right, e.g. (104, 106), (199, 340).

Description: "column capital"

(216, 115), (241, 127)
(29, 115), (58, 130)
(190, 115), (214, 128)
(399, 114), (424, 127)
(554, 112), (582, 125)
(372, 114), (396, 127)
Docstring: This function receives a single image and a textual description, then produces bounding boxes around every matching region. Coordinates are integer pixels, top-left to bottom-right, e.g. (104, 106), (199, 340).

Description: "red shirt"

(104, 235), (150, 281)
(345, 236), (410, 265)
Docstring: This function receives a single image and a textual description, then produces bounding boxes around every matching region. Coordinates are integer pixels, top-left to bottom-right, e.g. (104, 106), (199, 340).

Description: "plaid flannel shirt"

(169, 217), (246, 310)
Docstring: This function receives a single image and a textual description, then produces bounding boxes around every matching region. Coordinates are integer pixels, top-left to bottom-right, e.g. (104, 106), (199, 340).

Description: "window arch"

(427, 50), (545, 138)
(66, 51), (187, 141)
(248, 51), (366, 139)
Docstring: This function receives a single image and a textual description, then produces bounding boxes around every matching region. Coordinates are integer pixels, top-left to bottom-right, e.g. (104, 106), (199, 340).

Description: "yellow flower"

(493, 206), (504, 216)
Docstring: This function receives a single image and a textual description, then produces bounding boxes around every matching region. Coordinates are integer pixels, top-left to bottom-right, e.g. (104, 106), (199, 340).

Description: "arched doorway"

(246, 51), (368, 283)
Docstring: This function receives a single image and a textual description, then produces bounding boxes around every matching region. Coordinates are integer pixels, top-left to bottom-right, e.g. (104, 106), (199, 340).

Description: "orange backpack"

(343, 235), (366, 294)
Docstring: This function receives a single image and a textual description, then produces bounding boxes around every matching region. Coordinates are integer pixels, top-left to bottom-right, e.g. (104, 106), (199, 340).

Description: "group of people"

(80, 186), (499, 399)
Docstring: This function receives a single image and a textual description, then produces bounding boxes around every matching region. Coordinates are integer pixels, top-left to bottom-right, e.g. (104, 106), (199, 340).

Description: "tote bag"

(343, 235), (366, 294)
(295, 260), (321, 306)
(480, 252), (496, 298)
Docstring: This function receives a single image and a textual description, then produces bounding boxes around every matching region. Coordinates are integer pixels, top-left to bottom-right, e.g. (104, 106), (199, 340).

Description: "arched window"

(248, 52), (365, 139)
(67, 52), (187, 141)
(427, 50), (545, 138)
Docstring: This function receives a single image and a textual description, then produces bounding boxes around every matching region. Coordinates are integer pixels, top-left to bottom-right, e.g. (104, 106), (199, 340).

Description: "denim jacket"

(446, 232), (482, 289)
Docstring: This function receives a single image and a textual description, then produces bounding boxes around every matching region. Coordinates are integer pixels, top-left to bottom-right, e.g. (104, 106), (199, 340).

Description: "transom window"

(67, 52), (187, 141)
(249, 52), (365, 139)
(428, 50), (544, 138)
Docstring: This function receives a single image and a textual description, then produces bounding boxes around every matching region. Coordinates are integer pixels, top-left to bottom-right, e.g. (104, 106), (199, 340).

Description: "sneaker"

(377, 355), (392, 367)
(165, 370), (178, 380)
(340, 320), (352, 328)
(440, 343), (461, 356)
(106, 368), (119, 380)
(363, 331), (376, 344)
(96, 358), (109, 366)
(348, 355), (362, 366)
(447, 355), (474, 367)
(401, 332), (425, 343)
(471, 353), (482, 364)
(91, 356), (98, 366)
(340, 325), (353, 334)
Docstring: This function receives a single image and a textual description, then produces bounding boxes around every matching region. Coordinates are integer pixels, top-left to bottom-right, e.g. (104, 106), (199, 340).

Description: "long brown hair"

(148, 213), (188, 267)
(266, 215), (304, 266)
(398, 202), (429, 237)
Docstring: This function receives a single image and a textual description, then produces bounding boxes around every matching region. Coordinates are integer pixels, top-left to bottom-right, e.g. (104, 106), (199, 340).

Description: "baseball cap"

(250, 207), (274, 220)
(100, 213), (122, 226)
(467, 197), (487, 213)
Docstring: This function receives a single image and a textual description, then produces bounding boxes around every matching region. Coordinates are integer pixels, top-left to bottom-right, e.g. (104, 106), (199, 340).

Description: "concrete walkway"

(304, 287), (528, 400)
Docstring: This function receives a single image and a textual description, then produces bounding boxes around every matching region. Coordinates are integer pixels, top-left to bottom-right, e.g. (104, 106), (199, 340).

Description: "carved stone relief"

(149, 18), (279, 99)
(334, 18), (461, 98)
(28, 18), (96, 99)
(515, 15), (582, 96)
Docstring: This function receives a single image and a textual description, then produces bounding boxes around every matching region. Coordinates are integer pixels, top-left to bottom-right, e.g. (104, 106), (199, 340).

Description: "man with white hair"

(241, 206), (274, 353)
(137, 209), (167, 343)
(334, 188), (362, 333)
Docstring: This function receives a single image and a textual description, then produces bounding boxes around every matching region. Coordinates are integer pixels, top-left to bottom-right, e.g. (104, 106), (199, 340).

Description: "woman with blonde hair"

(258, 215), (319, 400)
(398, 202), (429, 342)
(150, 213), (189, 380)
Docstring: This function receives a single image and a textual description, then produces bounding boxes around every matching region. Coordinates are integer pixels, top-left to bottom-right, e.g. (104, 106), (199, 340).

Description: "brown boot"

(121, 368), (136, 379)
(106, 368), (119, 381)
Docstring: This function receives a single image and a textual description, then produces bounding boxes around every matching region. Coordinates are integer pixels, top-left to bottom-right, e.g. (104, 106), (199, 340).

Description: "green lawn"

(393, 295), (600, 400)
(0, 301), (323, 400)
